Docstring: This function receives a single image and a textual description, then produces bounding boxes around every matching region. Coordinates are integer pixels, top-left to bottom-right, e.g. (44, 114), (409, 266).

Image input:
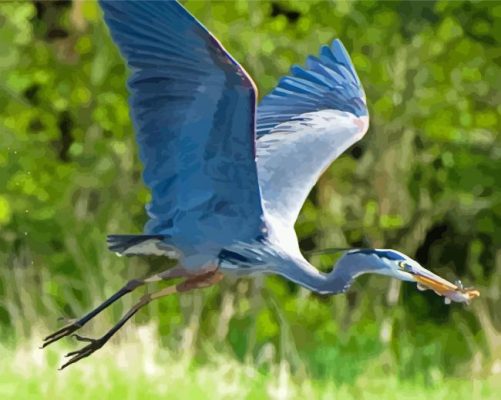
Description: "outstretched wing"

(256, 40), (369, 227)
(100, 1), (264, 245)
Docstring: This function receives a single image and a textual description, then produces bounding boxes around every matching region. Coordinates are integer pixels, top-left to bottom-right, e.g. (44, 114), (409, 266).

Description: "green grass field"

(1, 326), (498, 400)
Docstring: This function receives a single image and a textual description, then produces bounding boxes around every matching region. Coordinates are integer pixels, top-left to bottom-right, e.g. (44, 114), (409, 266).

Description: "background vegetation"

(1, 0), (500, 398)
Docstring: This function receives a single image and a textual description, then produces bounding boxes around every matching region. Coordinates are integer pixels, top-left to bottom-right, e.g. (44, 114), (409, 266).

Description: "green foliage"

(1, 0), (500, 387)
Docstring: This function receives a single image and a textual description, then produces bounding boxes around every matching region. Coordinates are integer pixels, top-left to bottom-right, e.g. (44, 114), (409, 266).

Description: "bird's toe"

(60, 336), (105, 370)
(41, 321), (83, 349)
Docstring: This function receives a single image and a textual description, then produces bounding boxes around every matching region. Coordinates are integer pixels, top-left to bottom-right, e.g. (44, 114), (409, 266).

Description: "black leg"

(42, 279), (143, 348)
(59, 284), (179, 370)
(59, 269), (223, 370)
(42, 266), (188, 349)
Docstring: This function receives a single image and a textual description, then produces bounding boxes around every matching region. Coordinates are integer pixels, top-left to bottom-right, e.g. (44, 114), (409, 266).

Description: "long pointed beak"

(411, 268), (480, 304)
(413, 273), (457, 293)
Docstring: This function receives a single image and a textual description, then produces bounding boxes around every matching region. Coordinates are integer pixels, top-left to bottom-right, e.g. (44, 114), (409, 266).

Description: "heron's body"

(43, 0), (478, 369)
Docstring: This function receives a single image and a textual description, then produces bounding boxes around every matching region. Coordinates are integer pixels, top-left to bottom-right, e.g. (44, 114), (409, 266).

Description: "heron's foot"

(41, 320), (83, 349)
(59, 334), (107, 370)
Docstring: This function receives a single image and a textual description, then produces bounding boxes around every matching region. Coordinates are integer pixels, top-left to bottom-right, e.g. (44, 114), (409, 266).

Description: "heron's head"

(360, 249), (426, 282)
(347, 249), (480, 303)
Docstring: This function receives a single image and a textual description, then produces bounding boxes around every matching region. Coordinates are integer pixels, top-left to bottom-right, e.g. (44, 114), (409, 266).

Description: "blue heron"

(42, 0), (479, 369)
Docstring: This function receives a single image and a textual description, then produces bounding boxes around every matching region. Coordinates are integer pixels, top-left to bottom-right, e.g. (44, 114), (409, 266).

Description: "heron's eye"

(398, 261), (410, 271)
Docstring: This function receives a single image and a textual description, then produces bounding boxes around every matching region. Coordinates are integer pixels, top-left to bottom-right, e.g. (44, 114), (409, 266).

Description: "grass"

(1, 325), (499, 400)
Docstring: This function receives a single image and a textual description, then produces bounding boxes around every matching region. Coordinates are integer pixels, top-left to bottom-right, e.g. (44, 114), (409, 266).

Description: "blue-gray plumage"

(43, 0), (479, 369)
(99, 0), (265, 268)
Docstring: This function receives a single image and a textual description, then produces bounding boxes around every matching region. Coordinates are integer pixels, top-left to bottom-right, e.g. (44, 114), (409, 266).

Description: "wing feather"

(256, 39), (369, 227)
(99, 0), (265, 250)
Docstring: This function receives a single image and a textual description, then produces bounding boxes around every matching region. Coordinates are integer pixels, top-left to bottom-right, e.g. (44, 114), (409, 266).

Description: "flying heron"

(42, 0), (479, 369)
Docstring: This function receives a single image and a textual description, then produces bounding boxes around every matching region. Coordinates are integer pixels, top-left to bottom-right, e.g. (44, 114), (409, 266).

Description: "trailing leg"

(42, 266), (187, 348)
(59, 269), (223, 370)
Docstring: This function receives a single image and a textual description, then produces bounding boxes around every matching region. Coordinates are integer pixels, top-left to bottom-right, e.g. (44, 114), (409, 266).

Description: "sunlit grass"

(1, 325), (499, 400)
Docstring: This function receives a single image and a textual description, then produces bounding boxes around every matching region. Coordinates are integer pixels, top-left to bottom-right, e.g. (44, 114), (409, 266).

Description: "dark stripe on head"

(350, 249), (406, 261)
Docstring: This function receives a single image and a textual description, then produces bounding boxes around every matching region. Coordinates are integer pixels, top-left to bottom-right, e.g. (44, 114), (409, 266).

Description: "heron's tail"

(107, 234), (179, 258)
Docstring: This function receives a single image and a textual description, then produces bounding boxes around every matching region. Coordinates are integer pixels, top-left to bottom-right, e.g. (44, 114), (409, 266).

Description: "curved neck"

(277, 252), (385, 295)
(276, 257), (330, 294)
